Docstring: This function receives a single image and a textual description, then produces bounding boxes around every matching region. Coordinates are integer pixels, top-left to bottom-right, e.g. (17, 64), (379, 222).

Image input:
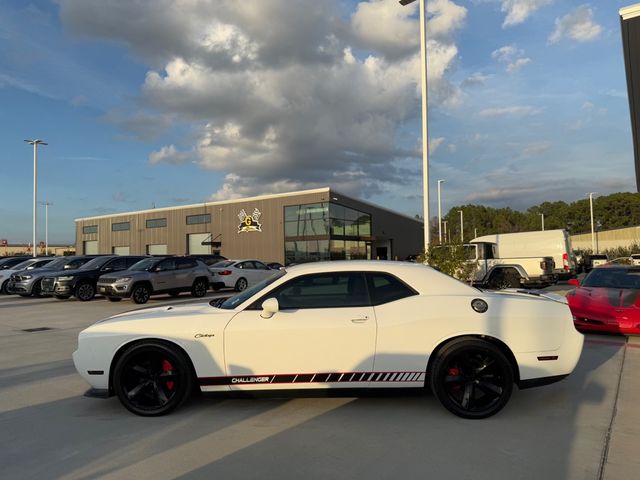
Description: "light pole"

(588, 192), (596, 253)
(40, 201), (52, 255)
(539, 213), (545, 231)
(443, 220), (448, 243)
(458, 210), (464, 243)
(437, 179), (445, 243)
(400, 0), (430, 252)
(25, 139), (47, 257)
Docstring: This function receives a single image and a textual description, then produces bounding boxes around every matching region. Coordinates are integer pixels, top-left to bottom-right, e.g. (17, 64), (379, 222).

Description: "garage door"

(147, 244), (167, 255)
(188, 233), (211, 254)
(83, 240), (98, 255)
(112, 246), (130, 255)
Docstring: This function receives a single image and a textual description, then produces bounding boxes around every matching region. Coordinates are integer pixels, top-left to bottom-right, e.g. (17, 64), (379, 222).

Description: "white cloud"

(479, 105), (541, 117)
(461, 72), (492, 87)
(549, 5), (602, 44)
(506, 57), (531, 73)
(60, 0), (469, 200)
(522, 141), (551, 156)
(429, 137), (446, 154)
(492, 44), (530, 73)
(500, 0), (554, 28)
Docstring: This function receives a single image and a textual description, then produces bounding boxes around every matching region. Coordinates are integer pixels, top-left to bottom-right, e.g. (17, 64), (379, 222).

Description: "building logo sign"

(237, 208), (262, 233)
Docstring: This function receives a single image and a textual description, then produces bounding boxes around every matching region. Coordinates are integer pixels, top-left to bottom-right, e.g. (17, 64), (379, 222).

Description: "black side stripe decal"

(199, 371), (425, 386)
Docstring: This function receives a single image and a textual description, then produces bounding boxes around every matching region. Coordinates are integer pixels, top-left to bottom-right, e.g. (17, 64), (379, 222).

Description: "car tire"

(430, 338), (514, 419)
(76, 281), (96, 302)
(488, 271), (520, 290)
(131, 284), (151, 304)
(191, 279), (208, 298)
(32, 279), (43, 297)
(113, 341), (193, 416)
(0, 280), (8, 295)
(234, 277), (248, 292)
(107, 297), (122, 302)
(55, 295), (70, 300)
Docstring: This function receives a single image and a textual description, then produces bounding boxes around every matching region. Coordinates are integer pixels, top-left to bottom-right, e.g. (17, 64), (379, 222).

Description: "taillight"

(563, 253), (569, 271)
(218, 270), (232, 276)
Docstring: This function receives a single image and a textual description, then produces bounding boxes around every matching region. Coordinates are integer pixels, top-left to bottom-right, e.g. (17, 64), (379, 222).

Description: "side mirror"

(101, 266), (113, 272)
(568, 278), (580, 288)
(260, 298), (279, 319)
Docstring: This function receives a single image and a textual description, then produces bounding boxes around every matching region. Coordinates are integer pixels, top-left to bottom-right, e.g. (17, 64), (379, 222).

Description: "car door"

(224, 271), (376, 389)
(175, 258), (197, 288)
(251, 261), (276, 283)
(151, 258), (177, 292)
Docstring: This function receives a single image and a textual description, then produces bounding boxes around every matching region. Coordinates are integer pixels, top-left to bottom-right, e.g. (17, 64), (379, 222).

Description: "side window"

(236, 262), (248, 269)
(107, 258), (128, 271)
(366, 273), (417, 305)
(177, 258), (197, 269)
(157, 259), (177, 271)
(254, 261), (270, 270)
(252, 272), (369, 309)
(125, 257), (143, 268)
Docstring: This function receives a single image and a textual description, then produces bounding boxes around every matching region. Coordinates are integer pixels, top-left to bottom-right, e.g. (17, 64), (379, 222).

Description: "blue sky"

(0, 0), (636, 244)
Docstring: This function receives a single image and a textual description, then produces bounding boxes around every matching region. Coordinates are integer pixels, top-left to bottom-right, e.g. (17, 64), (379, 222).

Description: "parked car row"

(0, 254), (282, 304)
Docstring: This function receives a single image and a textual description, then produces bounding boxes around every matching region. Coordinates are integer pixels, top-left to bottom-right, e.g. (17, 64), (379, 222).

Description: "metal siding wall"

(622, 14), (640, 192)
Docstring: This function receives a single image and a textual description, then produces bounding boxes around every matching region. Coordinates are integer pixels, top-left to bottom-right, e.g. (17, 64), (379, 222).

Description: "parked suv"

(96, 256), (212, 304)
(8, 256), (98, 297)
(41, 255), (147, 301)
(0, 257), (54, 294)
(188, 254), (227, 266)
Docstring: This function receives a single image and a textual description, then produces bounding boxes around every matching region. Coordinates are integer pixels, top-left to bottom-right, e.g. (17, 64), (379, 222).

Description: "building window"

(82, 225), (97, 234)
(146, 218), (167, 228)
(284, 203), (329, 237)
(186, 214), (211, 225)
(112, 222), (130, 232)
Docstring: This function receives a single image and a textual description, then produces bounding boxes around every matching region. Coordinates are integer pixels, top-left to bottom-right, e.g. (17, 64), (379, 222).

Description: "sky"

(0, 0), (636, 244)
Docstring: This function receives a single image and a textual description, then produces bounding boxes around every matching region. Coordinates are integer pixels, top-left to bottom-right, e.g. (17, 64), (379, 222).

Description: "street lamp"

(588, 192), (596, 253)
(437, 179), (445, 243)
(400, 0), (430, 252)
(443, 220), (448, 243)
(40, 201), (52, 255)
(24, 139), (47, 257)
(458, 210), (464, 243)
(539, 213), (545, 231)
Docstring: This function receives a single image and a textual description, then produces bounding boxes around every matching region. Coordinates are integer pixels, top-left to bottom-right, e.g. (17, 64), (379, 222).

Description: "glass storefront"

(284, 202), (372, 265)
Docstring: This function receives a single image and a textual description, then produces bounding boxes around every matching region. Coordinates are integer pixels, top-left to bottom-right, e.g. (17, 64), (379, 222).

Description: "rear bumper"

(517, 374), (569, 389)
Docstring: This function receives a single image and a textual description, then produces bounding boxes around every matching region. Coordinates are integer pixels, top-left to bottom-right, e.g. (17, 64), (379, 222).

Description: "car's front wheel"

(0, 280), (9, 295)
(131, 284), (151, 304)
(76, 281), (96, 301)
(113, 341), (193, 416)
(430, 338), (514, 419)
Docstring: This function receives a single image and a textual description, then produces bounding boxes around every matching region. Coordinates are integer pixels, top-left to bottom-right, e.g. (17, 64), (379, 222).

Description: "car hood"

(12, 268), (72, 279)
(94, 302), (230, 326)
(482, 288), (568, 305)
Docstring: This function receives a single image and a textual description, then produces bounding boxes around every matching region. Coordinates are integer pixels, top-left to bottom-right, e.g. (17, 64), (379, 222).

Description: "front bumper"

(8, 280), (35, 294)
(96, 282), (132, 298)
(41, 278), (74, 296)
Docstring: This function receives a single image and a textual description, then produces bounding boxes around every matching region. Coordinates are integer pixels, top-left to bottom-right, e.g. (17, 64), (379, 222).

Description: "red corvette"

(567, 266), (640, 335)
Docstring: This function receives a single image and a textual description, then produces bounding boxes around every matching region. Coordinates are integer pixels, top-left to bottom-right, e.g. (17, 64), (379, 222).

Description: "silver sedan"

(209, 259), (278, 291)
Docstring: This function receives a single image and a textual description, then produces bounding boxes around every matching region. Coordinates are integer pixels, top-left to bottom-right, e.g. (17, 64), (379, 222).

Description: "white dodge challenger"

(73, 261), (584, 419)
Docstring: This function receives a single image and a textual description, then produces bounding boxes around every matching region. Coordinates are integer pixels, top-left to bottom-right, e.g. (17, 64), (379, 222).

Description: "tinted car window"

(255, 272), (370, 309)
(213, 260), (234, 268)
(66, 258), (93, 269)
(254, 261), (270, 270)
(583, 268), (640, 289)
(107, 257), (128, 271)
(0, 258), (28, 269)
(366, 272), (417, 305)
(125, 257), (146, 268)
(157, 258), (177, 271)
(177, 258), (197, 269)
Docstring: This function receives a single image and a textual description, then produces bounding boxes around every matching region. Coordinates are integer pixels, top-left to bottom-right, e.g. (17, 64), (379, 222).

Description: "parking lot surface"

(1, 291), (638, 480)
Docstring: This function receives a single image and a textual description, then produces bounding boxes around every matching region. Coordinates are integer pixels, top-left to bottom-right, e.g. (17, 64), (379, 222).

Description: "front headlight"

(114, 277), (131, 283)
(58, 276), (74, 281)
(22, 275), (32, 280)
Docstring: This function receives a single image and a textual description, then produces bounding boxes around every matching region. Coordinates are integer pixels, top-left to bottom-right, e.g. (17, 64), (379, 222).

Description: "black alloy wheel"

(191, 279), (208, 298)
(430, 339), (514, 419)
(131, 284), (151, 304)
(31, 279), (43, 297)
(0, 280), (8, 295)
(76, 281), (96, 301)
(234, 277), (248, 292)
(113, 342), (193, 416)
(107, 297), (122, 302)
(488, 271), (520, 290)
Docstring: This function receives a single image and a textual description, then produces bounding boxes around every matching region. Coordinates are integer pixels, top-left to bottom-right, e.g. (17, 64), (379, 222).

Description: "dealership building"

(75, 187), (423, 265)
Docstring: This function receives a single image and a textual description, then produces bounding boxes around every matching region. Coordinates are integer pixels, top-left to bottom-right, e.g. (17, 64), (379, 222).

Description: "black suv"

(41, 255), (147, 301)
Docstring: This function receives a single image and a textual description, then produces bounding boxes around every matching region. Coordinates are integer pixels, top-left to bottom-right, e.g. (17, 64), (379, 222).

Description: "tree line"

(435, 191), (640, 243)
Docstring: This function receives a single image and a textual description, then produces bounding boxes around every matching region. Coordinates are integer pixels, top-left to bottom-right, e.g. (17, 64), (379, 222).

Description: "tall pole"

(25, 139), (47, 257)
(437, 180), (444, 243)
(589, 192), (596, 252)
(40, 202), (52, 255)
(400, 0), (431, 252)
(443, 220), (448, 243)
(458, 210), (464, 243)
(539, 213), (545, 231)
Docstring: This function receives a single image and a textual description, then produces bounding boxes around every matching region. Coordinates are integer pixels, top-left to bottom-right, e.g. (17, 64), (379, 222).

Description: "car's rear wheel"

(131, 284), (151, 304)
(430, 338), (513, 419)
(32, 279), (43, 297)
(234, 277), (248, 292)
(76, 281), (95, 301)
(191, 278), (208, 298)
(488, 270), (520, 290)
(107, 296), (122, 302)
(113, 342), (193, 416)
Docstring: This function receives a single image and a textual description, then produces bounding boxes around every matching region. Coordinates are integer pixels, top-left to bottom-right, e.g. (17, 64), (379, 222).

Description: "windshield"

(40, 257), (70, 270)
(582, 268), (640, 289)
(217, 270), (286, 310)
(11, 259), (39, 270)
(79, 256), (113, 270)
(129, 257), (163, 271)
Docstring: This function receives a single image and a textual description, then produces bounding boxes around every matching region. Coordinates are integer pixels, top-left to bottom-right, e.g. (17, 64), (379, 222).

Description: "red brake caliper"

(162, 359), (175, 391)
(448, 367), (461, 391)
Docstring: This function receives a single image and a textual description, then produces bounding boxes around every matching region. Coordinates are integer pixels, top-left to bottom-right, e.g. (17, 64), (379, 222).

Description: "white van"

(471, 229), (576, 279)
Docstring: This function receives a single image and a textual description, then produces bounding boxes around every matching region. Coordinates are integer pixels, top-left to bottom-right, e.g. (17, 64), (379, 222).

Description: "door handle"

(351, 317), (369, 323)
